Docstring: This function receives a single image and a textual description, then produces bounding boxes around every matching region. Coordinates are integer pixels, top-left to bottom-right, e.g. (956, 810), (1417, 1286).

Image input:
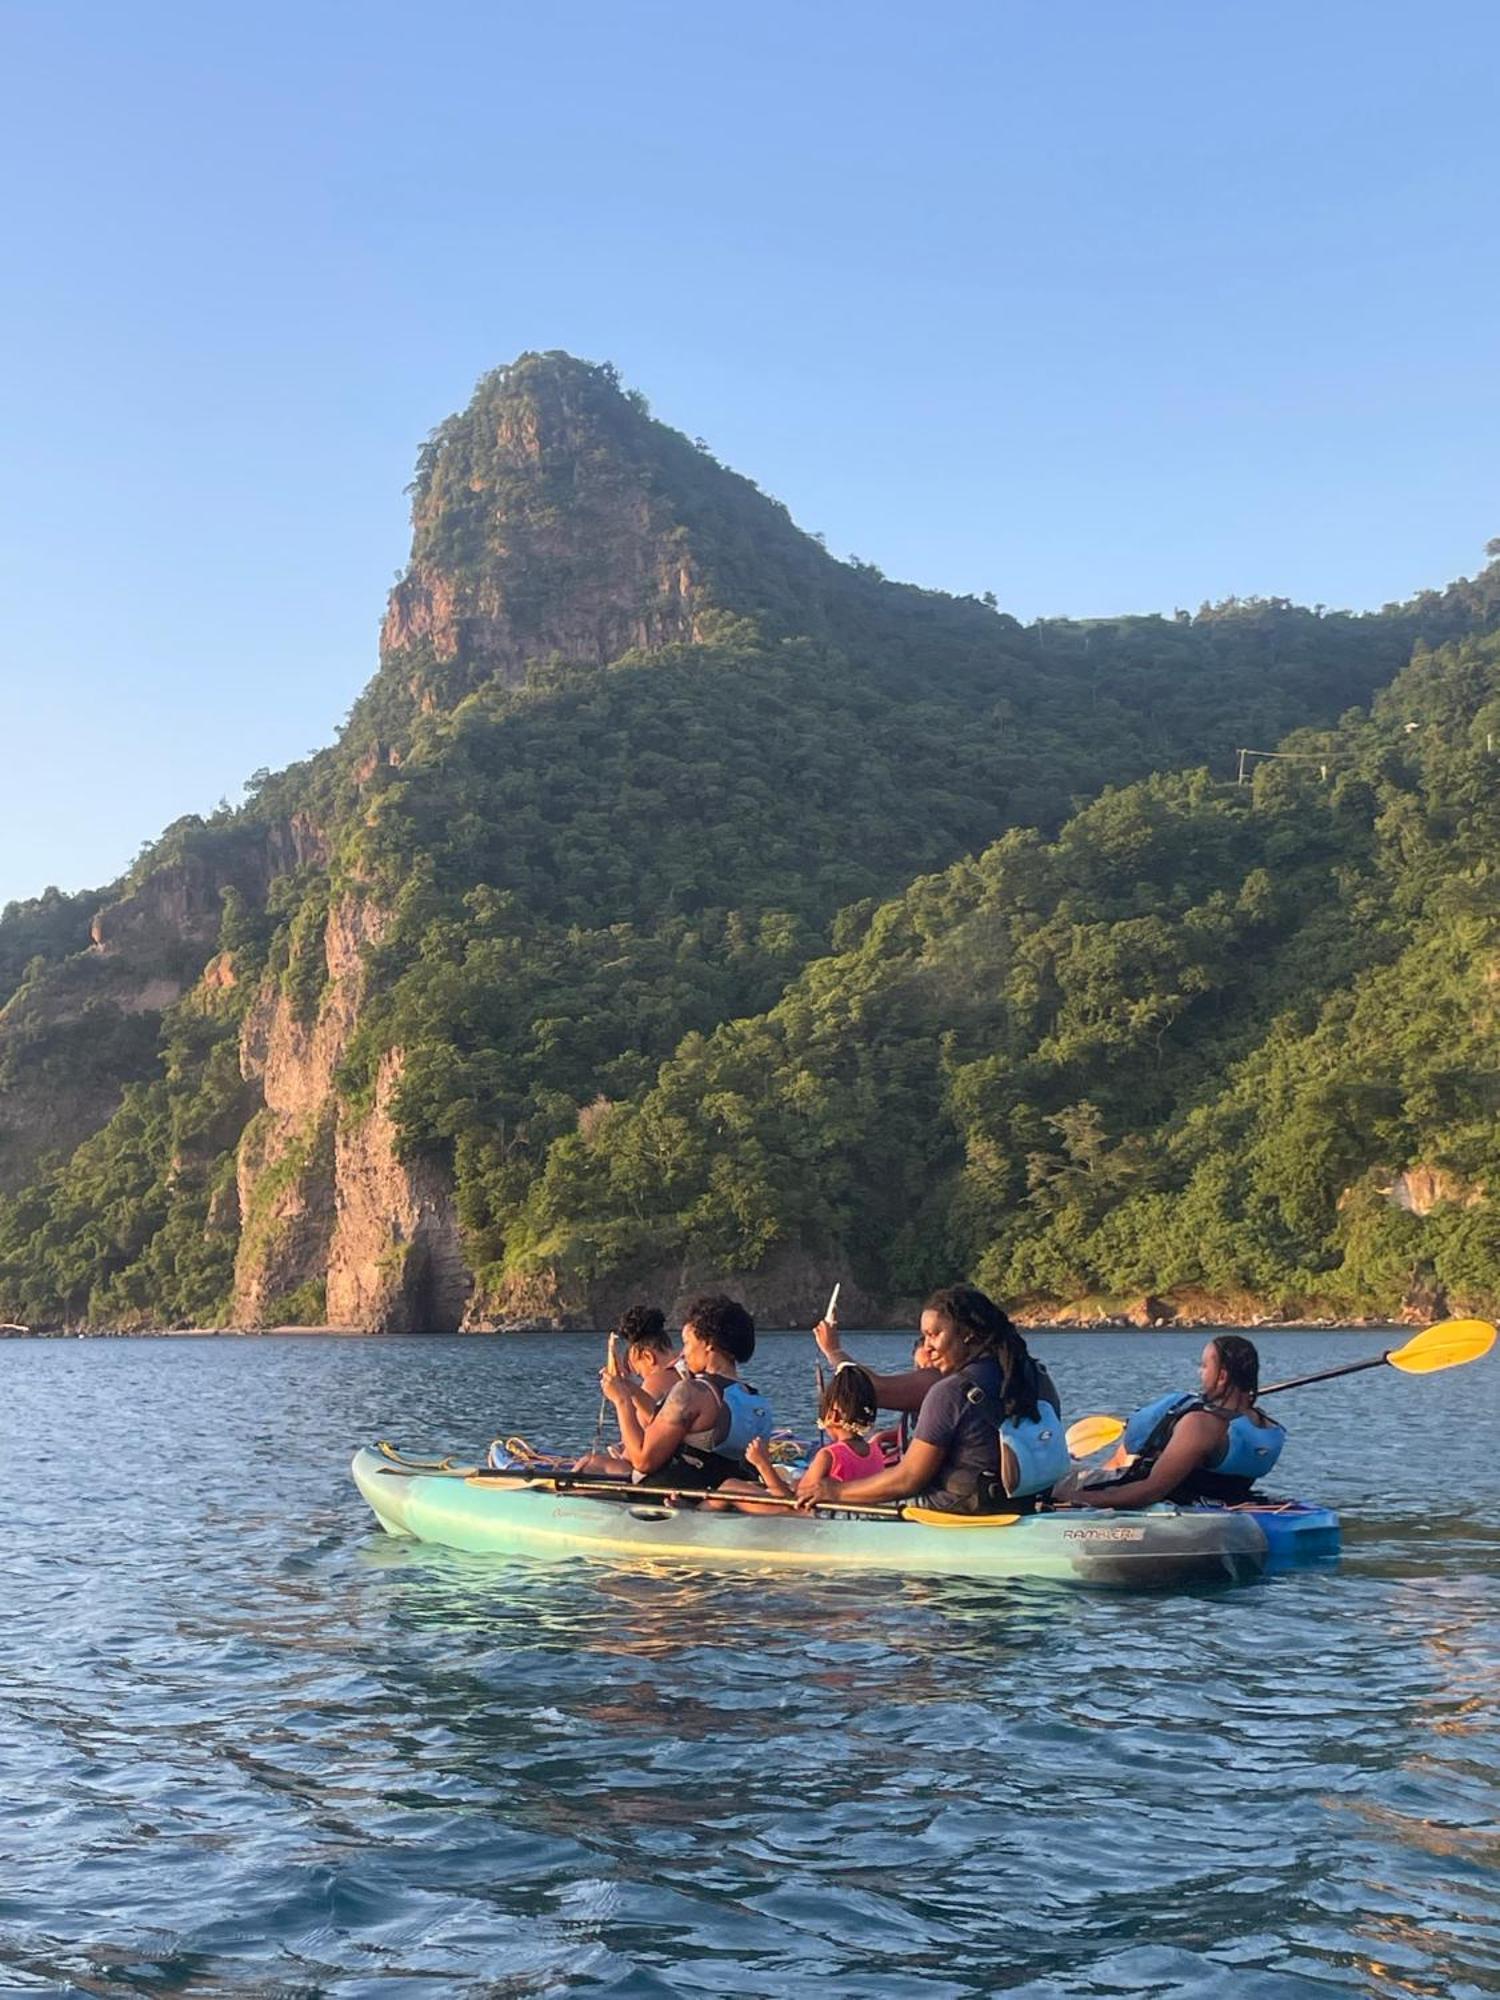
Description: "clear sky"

(3, 0), (1498, 908)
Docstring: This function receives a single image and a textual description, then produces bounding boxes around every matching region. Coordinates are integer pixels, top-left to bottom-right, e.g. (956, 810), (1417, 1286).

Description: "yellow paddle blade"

(1066, 1414), (1125, 1457)
(1388, 1317), (1496, 1374)
(901, 1508), (1022, 1529)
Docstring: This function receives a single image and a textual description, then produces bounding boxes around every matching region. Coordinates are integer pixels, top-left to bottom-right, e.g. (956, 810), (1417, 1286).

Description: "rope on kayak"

(766, 1430), (806, 1465)
(377, 1439), (456, 1471)
(499, 1435), (560, 1466)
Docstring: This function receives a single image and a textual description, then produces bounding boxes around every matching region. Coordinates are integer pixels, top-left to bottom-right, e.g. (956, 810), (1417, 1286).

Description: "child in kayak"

(814, 1303), (1064, 1450)
(736, 1364), (887, 1505)
(798, 1285), (1069, 1514)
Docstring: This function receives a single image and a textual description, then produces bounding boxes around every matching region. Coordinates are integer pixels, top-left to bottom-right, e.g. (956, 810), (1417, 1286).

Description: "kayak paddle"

(1065, 1414), (1125, 1457)
(591, 1330), (619, 1456)
(466, 1466), (910, 1518)
(1062, 1316), (1497, 1439)
(1258, 1316), (1496, 1394)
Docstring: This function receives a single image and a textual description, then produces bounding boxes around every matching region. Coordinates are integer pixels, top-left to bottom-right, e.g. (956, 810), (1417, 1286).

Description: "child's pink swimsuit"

(825, 1439), (884, 1483)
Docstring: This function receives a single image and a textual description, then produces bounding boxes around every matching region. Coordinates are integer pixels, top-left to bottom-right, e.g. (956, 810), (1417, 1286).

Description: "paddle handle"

(593, 1332), (620, 1450)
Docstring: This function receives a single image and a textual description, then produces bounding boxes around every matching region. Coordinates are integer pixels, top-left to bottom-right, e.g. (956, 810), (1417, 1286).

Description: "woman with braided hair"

(799, 1285), (1069, 1515)
(1055, 1335), (1285, 1509)
(814, 1296), (1063, 1455)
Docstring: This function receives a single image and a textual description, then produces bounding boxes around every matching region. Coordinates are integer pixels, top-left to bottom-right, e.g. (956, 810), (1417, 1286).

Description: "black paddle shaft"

(467, 1468), (906, 1517)
(1259, 1352), (1390, 1396)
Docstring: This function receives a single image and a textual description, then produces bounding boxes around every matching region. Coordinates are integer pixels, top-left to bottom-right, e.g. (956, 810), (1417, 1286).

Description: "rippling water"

(2, 1328), (1497, 1997)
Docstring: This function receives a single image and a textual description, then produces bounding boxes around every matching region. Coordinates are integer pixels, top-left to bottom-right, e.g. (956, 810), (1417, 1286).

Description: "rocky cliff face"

(326, 1051), (471, 1331)
(377, 357), (716, 714)
(384, 527), (705, 702)
(230, 895), (472, 1331)
(0, 814), (327, 1197)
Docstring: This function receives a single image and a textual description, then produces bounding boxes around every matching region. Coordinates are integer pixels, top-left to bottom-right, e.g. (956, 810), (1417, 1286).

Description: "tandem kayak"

(351, 1448), (1339, 1590)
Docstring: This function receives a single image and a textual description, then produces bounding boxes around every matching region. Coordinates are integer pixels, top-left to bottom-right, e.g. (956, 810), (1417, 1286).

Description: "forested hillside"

(510, 629), (1500, 1323)
(1, 352), (1496, 1329)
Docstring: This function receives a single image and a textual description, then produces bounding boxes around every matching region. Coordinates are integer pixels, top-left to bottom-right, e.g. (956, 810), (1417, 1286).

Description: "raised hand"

(812, 1317), (845, 1365)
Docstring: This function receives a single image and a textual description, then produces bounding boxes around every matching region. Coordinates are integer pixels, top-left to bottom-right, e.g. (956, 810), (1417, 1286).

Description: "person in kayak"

(562, 1304), (683, 1475)
(598, 1293), (775, 1491)
(612, 1303), (683, 1419)
(1055, 1335), (1286, 1509)
(818, 1325), (939, 1461)
(812, 1290), (1066, 1492)
(799, 1285), (1069, 1513)
(734, 1364), (887, 1505)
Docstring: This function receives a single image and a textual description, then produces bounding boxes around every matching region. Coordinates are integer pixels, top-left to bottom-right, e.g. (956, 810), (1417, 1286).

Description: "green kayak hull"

(351, 1448), (1340, 1590)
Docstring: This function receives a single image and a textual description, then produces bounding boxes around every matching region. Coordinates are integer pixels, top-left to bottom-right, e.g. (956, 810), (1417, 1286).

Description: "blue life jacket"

(1121, 1391), (1285, 1501)
(1123, 1391), (1193, 1454)
(1216, 1410), (1286, 1485)
(949, 1362), (1069, 1503)
(717, 1378), (775, 1458)
(1002, 1402), (1071, 1498)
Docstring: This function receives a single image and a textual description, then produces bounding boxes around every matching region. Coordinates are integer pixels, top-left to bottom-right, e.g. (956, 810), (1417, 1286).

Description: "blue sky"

(3, 0), (1498, 907)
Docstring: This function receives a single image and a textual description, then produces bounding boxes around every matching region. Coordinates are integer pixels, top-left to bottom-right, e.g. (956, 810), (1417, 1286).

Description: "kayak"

(351, 1447), (1340, 1590)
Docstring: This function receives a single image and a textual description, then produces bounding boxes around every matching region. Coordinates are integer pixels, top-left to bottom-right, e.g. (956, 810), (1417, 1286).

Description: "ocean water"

(2, 1328), (1497, 1998)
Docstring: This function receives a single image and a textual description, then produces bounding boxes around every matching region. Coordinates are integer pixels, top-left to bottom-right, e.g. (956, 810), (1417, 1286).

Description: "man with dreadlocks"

(798, 1285), (1069, 1515)
(1056, 1334), (1286, 1509)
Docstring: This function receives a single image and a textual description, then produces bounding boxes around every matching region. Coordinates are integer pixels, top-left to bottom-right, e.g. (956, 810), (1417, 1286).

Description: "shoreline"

(0, 1318), (1415, 1341)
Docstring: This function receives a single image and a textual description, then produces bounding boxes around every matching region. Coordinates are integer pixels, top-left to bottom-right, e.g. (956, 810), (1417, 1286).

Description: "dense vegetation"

(503, 627), (1500, 1317)
(0, 351), (1496, 1327)
(0, 884), (105, 1012)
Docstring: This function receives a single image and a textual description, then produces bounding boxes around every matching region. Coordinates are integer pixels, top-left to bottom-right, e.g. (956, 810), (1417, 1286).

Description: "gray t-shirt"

(911, 1356), (1002, 1483)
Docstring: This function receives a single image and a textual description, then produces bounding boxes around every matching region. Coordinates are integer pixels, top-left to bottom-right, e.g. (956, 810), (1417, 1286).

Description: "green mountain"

(1, 351), (1496, 1329)
(519, 629), (1500, 1324)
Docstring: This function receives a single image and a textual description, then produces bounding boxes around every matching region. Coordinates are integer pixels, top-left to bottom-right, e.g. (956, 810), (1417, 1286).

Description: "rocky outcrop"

(232, 1105), (337, 1325)
(1399, 1266), (1449, 1325)
(231, 893), (473, 1330)
(90, 816), (326, 956)
(239, 892), (385, 1123)
(1122, 1294), (1177, 1328)
(0, 953), (184, 1194)
(384, 544), (704, 695)
(378, 358), (716, 710)
(0, 814), (329, 1199)
(1383, 1165), (1484, 1214)
(231, 891), (385, 1324)
(326, 1052), (471, 1332)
